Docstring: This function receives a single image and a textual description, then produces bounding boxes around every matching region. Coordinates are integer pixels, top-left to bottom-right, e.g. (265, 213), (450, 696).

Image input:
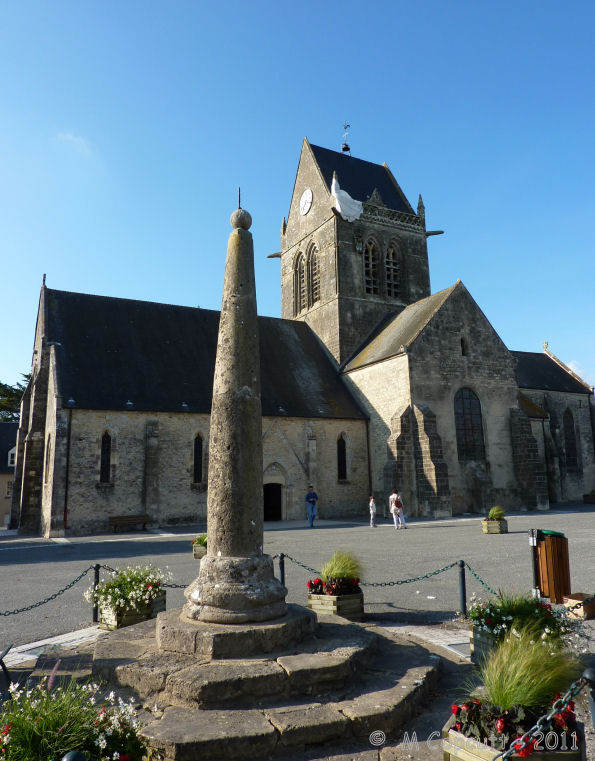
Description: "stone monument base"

(90, 608), (441, 760)
(157, 604), (315, 659)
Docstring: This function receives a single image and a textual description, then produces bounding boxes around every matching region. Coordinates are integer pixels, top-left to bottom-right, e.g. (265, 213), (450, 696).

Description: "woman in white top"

(389, 488), (407, 529)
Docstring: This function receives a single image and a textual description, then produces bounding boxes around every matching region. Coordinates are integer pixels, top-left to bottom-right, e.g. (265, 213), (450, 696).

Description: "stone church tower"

(280, 139), (434, 364)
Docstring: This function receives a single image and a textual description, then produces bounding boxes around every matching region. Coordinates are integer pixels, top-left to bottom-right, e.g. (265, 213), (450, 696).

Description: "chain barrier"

(6, 557), (586, 621)
(495, 675), (589, 760)
(464, 561), (498, 596)
(283, 554), (459, 587)
(0, 566), (96, 616)
(361, 561), (459, 587)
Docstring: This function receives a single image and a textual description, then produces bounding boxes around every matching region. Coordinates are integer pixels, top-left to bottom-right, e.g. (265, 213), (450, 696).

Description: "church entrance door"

(263, 483), (282, 521)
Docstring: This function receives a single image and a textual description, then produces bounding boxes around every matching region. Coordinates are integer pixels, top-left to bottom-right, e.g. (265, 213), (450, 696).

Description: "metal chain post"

(458, 560), (467, 617)
(92, 563), (100, 623)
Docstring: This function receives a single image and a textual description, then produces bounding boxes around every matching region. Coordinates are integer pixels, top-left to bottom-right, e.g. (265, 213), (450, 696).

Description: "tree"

(0, 375), (30, 422)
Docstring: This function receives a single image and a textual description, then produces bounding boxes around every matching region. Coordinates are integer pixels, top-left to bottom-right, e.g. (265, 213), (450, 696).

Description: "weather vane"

(341, 122), (351, 155)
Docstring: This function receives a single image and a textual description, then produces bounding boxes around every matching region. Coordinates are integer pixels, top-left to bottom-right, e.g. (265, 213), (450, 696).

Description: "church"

(11, 139), (595, 536)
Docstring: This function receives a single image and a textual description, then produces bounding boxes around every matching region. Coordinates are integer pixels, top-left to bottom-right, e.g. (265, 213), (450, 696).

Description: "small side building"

(0, 422), (18, 528)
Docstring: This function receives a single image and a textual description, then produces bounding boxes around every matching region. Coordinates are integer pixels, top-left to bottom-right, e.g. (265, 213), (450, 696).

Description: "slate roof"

(44, 289), (365, 419)
(512, 351), (592, 394)
(0, 422), (18, 474)
(309, 143), (414, 214)
(343, 284), (457, 372)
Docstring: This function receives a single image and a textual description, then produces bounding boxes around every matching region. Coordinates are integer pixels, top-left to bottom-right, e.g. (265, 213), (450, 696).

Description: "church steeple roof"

(308, 142), (414, 214)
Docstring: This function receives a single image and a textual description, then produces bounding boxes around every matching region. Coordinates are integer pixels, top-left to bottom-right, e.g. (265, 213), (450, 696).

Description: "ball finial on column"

(230, 207), (252, 230)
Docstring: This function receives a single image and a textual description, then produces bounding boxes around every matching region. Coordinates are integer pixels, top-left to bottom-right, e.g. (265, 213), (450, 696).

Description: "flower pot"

(563, 592), (595, 620)
(192, 544), (207, 559)
(442, 715), (582, 761)
(469, 625), (498, 664)
(481, 519), (508, 534)
(307, 592), (364, 621)
(99, 589), (166, 630)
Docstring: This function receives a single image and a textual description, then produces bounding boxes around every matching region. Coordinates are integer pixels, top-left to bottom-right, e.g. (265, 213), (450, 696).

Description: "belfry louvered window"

(563, 409), (578, 470)
(454, 389), (486, 461)
(385, 244), (400, 297)
(364, 240), (379, 294)
(309, 248), (320, 306)
(294, 254), (307, 315)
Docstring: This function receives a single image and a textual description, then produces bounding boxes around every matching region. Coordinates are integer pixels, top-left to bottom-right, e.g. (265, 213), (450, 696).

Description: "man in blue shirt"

(305, 485), (318, 527)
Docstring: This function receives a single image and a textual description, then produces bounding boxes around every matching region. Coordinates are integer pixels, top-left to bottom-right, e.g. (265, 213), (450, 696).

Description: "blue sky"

(1, 1), (594, 388)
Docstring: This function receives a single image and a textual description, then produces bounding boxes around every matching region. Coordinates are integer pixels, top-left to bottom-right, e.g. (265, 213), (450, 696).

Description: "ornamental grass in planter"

(481, 505), (508, 534)
(307, 550), (364, 621)
(444, 628), (583, 760)
(192, 533), (207, 559)
(85, 564), (170, 630)
(468, 592), (578, 664)
(0, 665), (146, 761)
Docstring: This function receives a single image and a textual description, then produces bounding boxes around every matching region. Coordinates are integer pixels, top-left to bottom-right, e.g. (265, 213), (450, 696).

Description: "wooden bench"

(108, 514), (150, 533)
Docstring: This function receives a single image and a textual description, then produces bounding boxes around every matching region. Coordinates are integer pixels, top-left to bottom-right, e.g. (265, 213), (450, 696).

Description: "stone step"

(139, 661), (440, 760)
(94, 618), (378, 706)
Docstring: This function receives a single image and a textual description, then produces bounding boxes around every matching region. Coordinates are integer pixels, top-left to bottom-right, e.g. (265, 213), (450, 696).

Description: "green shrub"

(479, 627), (581, 710)
(320, 551), (361, 581)
(488, 505), (505, 520)
(192, 533), (207, 547)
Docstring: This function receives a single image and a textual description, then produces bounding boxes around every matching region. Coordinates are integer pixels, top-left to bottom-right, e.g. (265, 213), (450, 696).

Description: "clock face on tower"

(299, 188), (313, 215)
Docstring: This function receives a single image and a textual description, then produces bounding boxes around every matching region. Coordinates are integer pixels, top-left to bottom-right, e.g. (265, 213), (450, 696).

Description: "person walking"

(305, 485), (318, 527)
(389, 488), (407, 529)
(369, 495), (377, 527)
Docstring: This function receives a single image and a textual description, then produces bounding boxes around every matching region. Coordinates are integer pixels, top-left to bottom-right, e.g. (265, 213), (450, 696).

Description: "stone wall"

(342, 353), (411, 513)
(407, 284), (530, 513)
(509, 409), (548, 510)
(37, 407), (368, 536)
(12, 294), (49, 534)
(522, 388), (595, 501)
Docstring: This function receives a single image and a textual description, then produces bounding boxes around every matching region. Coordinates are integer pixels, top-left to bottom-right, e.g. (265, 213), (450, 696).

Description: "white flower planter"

(99, 589), (166, 630)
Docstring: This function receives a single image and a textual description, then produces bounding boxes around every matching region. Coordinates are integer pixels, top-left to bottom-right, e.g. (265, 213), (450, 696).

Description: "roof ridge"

(543, 347), (593, 392)
(398, 281), (460, 347)
(46, 287), (222, 315)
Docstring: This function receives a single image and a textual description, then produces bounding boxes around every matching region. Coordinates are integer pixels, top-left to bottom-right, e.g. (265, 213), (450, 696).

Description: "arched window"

(44, 434), (52, 484)
(364, 240), (379, 294)
(385, 243), (400, 298)
(193, 434), (203, 483)
(563, 409), (578, 470)
(337, 433), (347, 480)
(100, 432), (112, 483)
(454, 389), (485, 461)
(308, 247), (320, 306)
(294, 254), (306, 315)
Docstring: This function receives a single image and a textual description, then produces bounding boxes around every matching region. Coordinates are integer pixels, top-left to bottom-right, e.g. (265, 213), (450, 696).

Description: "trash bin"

(534, 530), (571, 604)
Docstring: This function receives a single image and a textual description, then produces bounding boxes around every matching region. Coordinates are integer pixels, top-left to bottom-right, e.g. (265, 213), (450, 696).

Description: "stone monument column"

(183, 207), (287, 623)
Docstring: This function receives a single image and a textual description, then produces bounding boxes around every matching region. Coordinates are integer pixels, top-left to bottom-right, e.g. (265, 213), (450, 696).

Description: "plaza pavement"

(1, 504), (594, 760)
(2, 502), (594, 659)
